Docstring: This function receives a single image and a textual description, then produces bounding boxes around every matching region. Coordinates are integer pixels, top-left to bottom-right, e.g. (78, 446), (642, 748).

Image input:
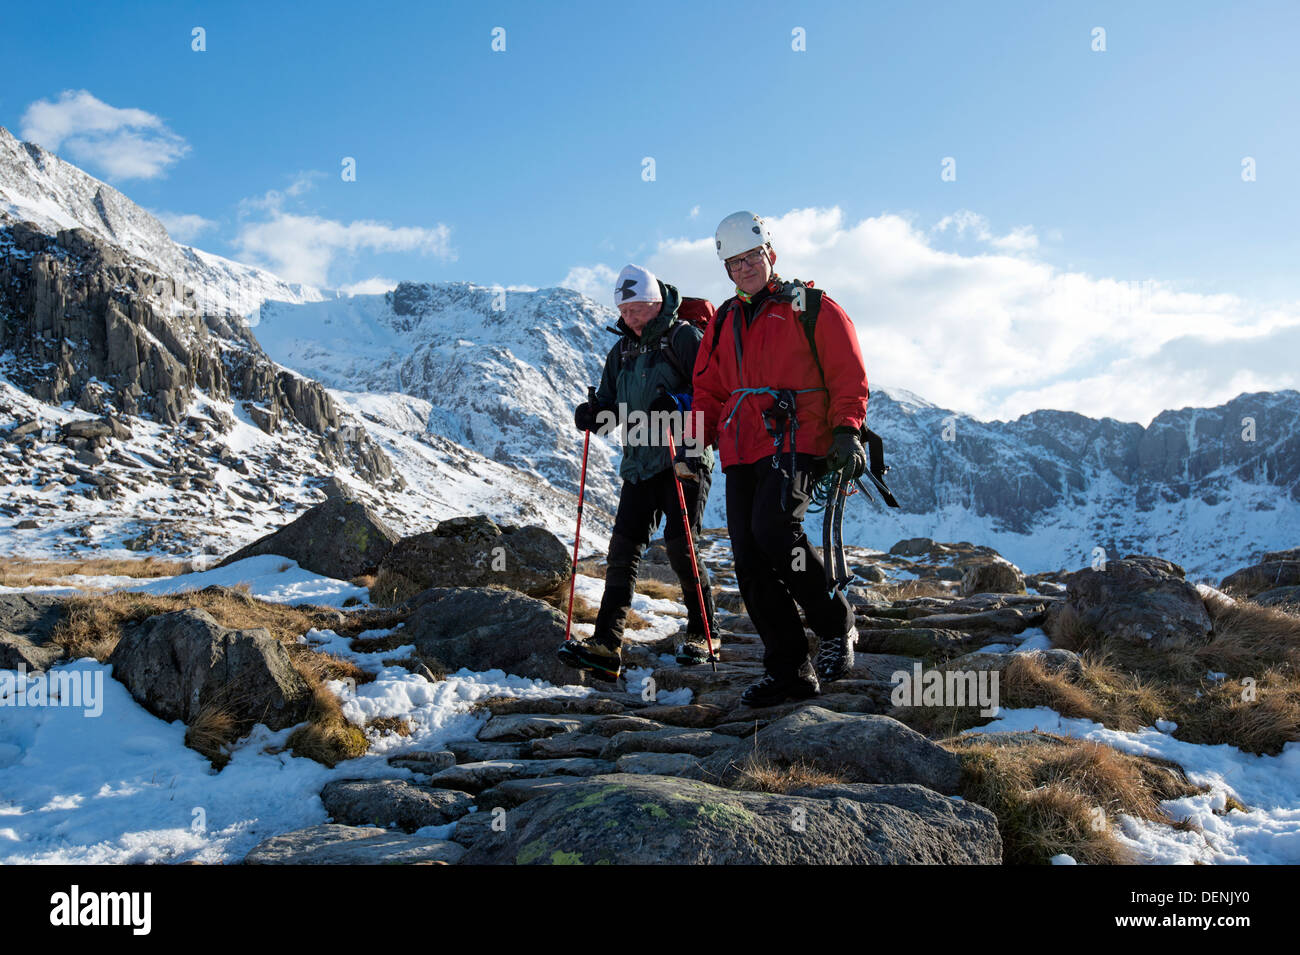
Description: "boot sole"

(556, 643), (623, 681)
(739, 686), (820, 708)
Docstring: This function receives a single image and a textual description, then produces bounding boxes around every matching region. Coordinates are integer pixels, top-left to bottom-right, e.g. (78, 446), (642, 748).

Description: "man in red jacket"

(693, 211), (869, 707)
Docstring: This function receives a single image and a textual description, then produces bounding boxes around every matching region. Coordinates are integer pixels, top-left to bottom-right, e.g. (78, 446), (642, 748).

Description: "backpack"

(611, 296), (716, 384)
(678, 296), (716, 332)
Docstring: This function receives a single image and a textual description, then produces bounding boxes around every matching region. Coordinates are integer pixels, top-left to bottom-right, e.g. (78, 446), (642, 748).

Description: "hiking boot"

(739, 671), (820, 708)
(556, 636), (623, 681)
(815, 625), (857, 684)
(674, 636), (717, 666)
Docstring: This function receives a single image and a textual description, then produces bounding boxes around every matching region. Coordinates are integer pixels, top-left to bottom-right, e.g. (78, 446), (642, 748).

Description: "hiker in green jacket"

(557, 265), (718, 679)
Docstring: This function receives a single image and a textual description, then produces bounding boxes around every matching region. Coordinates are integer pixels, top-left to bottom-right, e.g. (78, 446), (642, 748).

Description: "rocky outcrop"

(319, 779), (473, 832)
(0, 593), (66, 670)
(457, 773), (1002, 865)
(243, 824), (464, 864)
(961, 558), (1026, 596)
(1065, 555), (1212, 650)
(0, 221), (396, 485)
(1221, 556), (1300, 598)
(219, 497), (400, 580)
(374, 516), (570, 602)
(107, 609), (312, 731)
(692, 707), (963, 794)
(406, 586), (582, 686)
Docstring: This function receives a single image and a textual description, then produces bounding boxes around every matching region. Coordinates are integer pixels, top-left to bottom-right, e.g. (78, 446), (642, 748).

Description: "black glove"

(574, 401), (600, 432)
(826, 427), (867, 478)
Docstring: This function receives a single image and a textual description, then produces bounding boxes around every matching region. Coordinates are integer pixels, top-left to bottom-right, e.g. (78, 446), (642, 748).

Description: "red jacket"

(693, 281), (868, 469)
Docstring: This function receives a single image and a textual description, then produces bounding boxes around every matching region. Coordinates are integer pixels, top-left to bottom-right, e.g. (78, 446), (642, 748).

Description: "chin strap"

(734, 273), (783, 304)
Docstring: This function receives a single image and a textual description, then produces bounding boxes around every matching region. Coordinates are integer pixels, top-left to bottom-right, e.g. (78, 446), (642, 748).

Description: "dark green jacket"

(595, 281), (716, 484)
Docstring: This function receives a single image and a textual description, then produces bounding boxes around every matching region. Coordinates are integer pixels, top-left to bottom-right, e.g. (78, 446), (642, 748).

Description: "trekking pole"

(564, 386), (597, 644)
(664, 427), (718, 672)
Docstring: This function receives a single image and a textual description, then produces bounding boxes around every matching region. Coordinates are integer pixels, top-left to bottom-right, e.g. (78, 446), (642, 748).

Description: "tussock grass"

(948, 733), (1202, 865)
(1044, 599), (1300, 755)
(891, 655), (1108, 737)
(50, 586), (341, 661)
(538, 587), (651, 631)
(0, 554), (188, 588)
(286, 686), (369, 767)
(366, 715), (412, 737)
(50, 587), (384, 768)
(637, 579), (684, 602)
(184, 703), (240, 769)
(727, 754), (846, 794)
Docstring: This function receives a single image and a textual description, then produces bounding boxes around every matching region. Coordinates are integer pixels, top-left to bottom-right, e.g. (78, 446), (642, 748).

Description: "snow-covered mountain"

(0, 130), (608, 559)
(1, 123), (1295, 581)
(253, 281), (625, 516)
(252, 285), (1300, 581)
(0, 125), (320, 317)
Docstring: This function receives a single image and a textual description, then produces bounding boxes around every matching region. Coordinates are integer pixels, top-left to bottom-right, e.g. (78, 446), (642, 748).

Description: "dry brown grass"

(948, 732), (1203, 865)
(50, 586), (343, 662)
(366, 715), (413, 737)
(1045, 599), (1300, 755)
(537, 587), (652, 632)
(286, 686), (369, 767)
(48, 587), (393, 768)
(637, 578), (684, 602)
(891, 655), (1110, 737)
(184, 703), (240, 768)
(0, 554), (188, 588)
(727, 754), (846, 794)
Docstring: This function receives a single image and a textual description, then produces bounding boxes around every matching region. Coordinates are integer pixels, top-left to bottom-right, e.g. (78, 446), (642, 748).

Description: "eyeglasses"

(725, 248), (768, 275)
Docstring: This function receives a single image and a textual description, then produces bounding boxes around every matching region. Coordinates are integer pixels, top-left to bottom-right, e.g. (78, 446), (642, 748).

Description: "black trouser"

(725, 453), (852, 679)
(593, 466), (715, 646)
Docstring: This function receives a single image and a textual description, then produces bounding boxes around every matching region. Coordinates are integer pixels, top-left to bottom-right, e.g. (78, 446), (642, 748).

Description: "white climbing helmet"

(715, 210), (772, 261)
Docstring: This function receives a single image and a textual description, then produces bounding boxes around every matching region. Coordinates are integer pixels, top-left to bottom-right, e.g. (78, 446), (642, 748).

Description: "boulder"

(243, 824), (464, 864)
(1221, 559), (1300, 598)
(320, 779), (473, 831)
(1251, 585), (1300, 610)
(1067, 555), (1212, 650)
(107, 609), (312, 730)
(386, 750), (457, 774)
(890, 537), (936, 557)
(0, 594), (66, 670)
(219, 497), (399, 581)
(425, 758), (615, 794)
(458, 774), (1001, 865)
(407, 586), (583, 686)
(692, 707), (962, 793)
(960, 559), (1026, 596)
(600, 728), (734, 761)
(375, 516), (570, 601)
(941, 647), (1085, 681)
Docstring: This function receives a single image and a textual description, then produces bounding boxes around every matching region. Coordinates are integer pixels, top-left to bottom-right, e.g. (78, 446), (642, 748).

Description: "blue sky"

(3, 0), (1299, 423)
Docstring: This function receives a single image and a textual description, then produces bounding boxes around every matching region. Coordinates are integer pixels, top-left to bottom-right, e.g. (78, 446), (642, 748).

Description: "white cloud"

(932, 210), (1037, 251)
(336, 277), (398, 297)
(565, 206), (1300, 425)
(559, 264), (619, 305)
(233, 179), (454, 287)
(689, 205), (700, 219)
(20, 90), (189, 180)
(153, 211), (216, 243)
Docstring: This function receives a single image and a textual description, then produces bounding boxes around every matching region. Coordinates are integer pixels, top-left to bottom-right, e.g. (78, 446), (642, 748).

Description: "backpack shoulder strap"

(783, 280), (825, 384)
(659, 319), (695, 385)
